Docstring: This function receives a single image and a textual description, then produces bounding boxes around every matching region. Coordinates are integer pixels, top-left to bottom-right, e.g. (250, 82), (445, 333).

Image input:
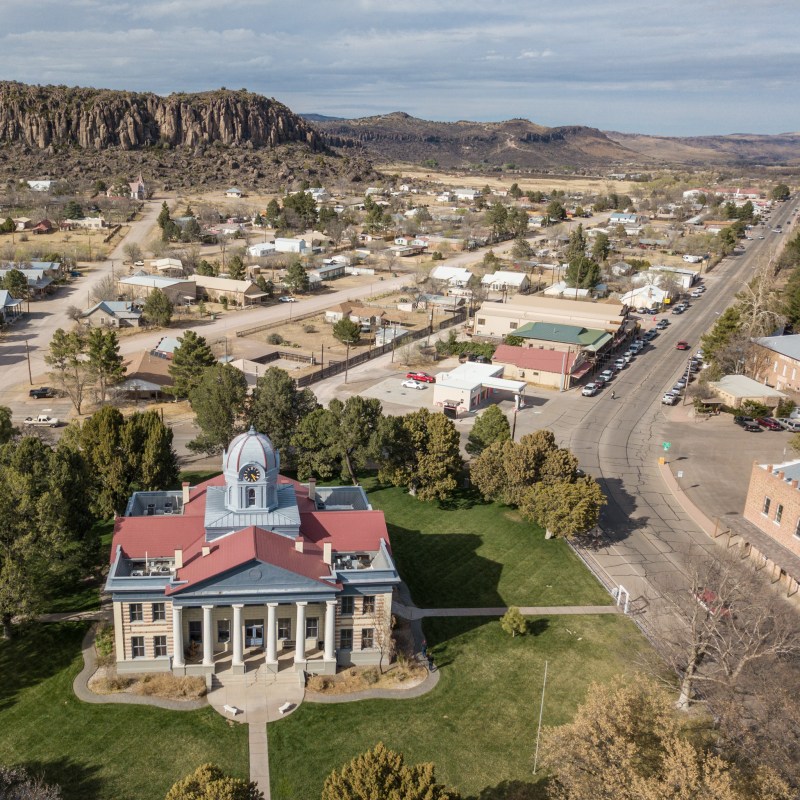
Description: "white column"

(324, 599), (337, 661)
(202, 605), (214, 667)
(294, 601), (307, 663)
(266, 603), (278, 665)
(232, 604), (244, 667)
(172, 605), (184, 668)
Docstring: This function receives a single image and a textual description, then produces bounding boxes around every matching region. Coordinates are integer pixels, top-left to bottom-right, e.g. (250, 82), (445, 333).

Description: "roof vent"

(202, 546), (211, 557)
(295, 539), (304, 554)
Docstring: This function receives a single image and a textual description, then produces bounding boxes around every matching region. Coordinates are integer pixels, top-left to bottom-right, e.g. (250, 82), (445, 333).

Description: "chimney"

(295, 538), (304, 554)
(174, 549), (183, 570)
(779, 471), (786, 481)
(323, 542), (332, 565)
(767, 464), (773, 473)
(182, 481), (190, 505)
(791, 480), (798, 489)
(202, 545), (210, 557)
(307, 478), (316, 502)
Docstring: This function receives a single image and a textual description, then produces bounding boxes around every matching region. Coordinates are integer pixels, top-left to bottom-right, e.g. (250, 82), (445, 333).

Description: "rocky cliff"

(0, 82), (323, 151)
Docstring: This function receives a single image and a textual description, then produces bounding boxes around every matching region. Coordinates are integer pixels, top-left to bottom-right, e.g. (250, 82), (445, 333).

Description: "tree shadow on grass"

(0, 621), (86, 712)
(422, 617), (495, 667)
(18, 757), (102, 800)
(468, 778), (551, 800)
(437, 486), (492, 512)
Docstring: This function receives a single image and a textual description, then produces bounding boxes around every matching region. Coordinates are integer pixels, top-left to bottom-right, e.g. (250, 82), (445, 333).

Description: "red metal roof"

(111, 516), (202, 563)
(493, 344), (578, 373)
(167, 526), (337, 595)
(300, 511), (391, 551)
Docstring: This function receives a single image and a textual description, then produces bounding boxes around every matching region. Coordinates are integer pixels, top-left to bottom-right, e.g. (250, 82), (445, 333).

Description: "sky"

(1, 0), (799, 137)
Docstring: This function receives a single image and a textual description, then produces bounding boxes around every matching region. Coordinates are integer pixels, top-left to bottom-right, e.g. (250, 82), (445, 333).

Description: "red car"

(692, 588), (731, 618)
(675, 341), (690, 350)
(757, 417), (783, 431)
(405, 371), (435, 384)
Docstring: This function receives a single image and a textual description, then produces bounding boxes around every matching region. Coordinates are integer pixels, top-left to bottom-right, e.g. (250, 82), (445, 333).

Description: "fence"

(295, 309), (468, 388)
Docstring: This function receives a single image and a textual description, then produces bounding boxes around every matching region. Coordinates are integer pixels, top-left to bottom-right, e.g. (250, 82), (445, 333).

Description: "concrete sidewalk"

(392, 602), (619, 620)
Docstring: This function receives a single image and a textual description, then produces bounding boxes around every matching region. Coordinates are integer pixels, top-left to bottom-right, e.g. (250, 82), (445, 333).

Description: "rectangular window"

(153, 635), (167, 657)
(217, 620), (230, 643)
(509, 322), (518, 330)
(278, 618), (291, 639)
(763, 497), (771, 516)
(306, 617), (319, 639)
(129, 603), (143, 623)
(361, 628), (374, 650)
(339, 628), (353, 650)
(188, 620), (202, 643)
(477, 318), (485, 326)
(362, 596), (376, 615)
(340, 596), (354, 615)
(776, 504), (784, 524)
(152, 602), (165, 622)
(131, 636), (145, 658)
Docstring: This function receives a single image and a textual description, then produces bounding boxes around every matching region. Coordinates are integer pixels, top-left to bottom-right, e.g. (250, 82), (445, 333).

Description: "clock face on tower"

(242, 465), (260, 483)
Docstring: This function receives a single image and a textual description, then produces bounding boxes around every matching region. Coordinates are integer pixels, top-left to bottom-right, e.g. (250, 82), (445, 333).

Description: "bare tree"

(369, 608), (396, 674)
(91, 275), (118, 304)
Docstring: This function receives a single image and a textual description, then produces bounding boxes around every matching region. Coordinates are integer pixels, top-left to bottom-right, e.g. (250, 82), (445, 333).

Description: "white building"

(275, 238), (308, 254)
(432, 362), (526, 417)
(480, 271), (531, 293)
(429, 265), (473, 287)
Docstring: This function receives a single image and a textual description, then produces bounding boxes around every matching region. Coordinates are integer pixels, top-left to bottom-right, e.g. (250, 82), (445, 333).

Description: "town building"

(480, 271), (531, 294)
(275, 238), (308, 254)
(429, 265), (473, 288)
(193, 275), (268, 306)
(492, 343), (589, 390)
(0, 268), (53, 297)
(750, 335), (800, 395)
(743, 460), (800, 560)
(105, 429), (399, 677)
(117, 275), (196, 305)
(118, 351), (174, 399)
(0, 290), (23, 322)
(708, 374), (786, 409)
(129, 174), (146, 200)
(81, 300), (143, 328)
(432, 362), (526, 417)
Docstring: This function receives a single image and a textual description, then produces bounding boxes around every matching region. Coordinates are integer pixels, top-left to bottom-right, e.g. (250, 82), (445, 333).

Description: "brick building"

(743, 460), (800, 559)
(751, 334), (800, 396)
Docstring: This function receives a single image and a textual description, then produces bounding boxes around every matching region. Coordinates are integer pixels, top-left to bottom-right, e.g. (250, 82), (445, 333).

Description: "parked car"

(743, 422), (762, 432)
(671, 307), (684, 315)
(614, 358), (627, 371)
(401, 379), (426, 390)
(777, 417), (800, 432)
(278, 295), (297, 303)
(757, 417), (783, 431)
(690, 290), (702, 298)
(662, 393), (679, 406)
(599, 369), (614, 383)
(29, 387), (54, 399)
(405, 371), (435, 383)
(692, 588), (731, 618)
(673, 378), (687, 390)
(656, 319), (670, 329)
(582, 382), (600, 397)
(733, 415), (754, 427)
(622, 350), (634, 362)
(643, 330), (658, 341)
(23, 414), (60, 428)
(675, 341), (690, 350)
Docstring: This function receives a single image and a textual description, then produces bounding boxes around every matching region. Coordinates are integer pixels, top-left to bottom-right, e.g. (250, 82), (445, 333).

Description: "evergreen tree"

(0, 406), (17, 444)
(2, 268), (29, 300)
(188, 364), (248, 455)
(520, 476), (606, 539)
(332, 317), (361, 346)
(591, 232), (611, 262)
(122, 411), (179, 493)
(565, 256), (601, 289)
(248, 367), (317, 464)
(500, 606), (527, 637)
(228, 254), (246, 281)
(322, 742), (460, 800)
(265, 199), (281, 226)
(86, 328), (126, 403)
(157, 201), (171, 230)
(466, 405), (510, 457)
(143, 288), (173, 327)
(77, 406), (128, 516)
(284, 260), (310, 293)
(169, 330), (217, 398)
(485, 202), (509, 239)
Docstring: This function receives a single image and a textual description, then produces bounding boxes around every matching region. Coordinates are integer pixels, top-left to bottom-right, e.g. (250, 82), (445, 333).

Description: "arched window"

(247, 488), (256, 507)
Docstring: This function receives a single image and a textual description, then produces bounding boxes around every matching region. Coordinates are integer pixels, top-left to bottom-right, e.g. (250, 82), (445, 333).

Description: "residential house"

(32, 219), (55, 235)
(429, 265), (473, 288)
(325, 302), (386, 328)
(152, 258), (185, 277)
(105, 428), (399, 676)
(193, 275), (268, 306)
(12, 218), (32, 231)
(0, 290), (23, 322)
(0, 268), (53, 297)
(310, 262), (346, 282)
(118, 351), (174, 399)
(608, 212), (648, 227)
(492, 343), (590, 390)
(248, 243), (276, 257)
(81, 301), (143, 328)
(751, 335), (800, 394)
(454, 188), (480, 202)
(480, 271), (530, 294)
(117, 275), (196, 305)
(153, 337), (182, 360)
(634, 266), (698, 291)
(225, 187), (244, 199)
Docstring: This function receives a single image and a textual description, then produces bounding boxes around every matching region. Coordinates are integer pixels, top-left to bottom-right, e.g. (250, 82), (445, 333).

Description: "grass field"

(0, 622), (249, 800)
(269, 614), (647, 800)
(367, 484), (611, 608)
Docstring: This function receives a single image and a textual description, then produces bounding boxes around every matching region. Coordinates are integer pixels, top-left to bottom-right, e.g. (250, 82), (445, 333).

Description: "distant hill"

(307, 111), (639, 168)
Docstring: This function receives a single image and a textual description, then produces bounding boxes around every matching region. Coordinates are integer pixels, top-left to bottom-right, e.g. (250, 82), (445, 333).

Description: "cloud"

(1, 1), (799, 134)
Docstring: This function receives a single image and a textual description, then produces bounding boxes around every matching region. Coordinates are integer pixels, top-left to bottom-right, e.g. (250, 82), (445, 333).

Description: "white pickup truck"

(23, 414), (60, 427)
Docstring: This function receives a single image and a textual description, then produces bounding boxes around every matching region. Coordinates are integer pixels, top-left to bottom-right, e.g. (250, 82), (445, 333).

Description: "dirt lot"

(1, 225), (127, 263)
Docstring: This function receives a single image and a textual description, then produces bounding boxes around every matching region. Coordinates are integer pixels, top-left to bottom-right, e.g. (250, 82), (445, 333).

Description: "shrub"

(303, 324), (317, 334)
(741, 399), (771, 418)
(308, 675), (332, 691)
(777, 398), (796, 418)
(267, 333), (285, 345)
(95, 623), (114, 658)
(362, 666), (380, 685)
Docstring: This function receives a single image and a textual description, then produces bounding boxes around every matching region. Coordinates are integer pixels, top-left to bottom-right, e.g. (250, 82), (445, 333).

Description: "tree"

(0, 764), (63, 799)
(123, 242), (143, 264)
(0, 217), (14, 234)
(228, 254), (246, 281)
(90, 274), (118, 304)
(188, 364), (248, 454)
(86, 328), (125, 403)
(510, 237), (532, 261)
(565, 256), (601, 290)
(284, 260), (310, 294)
(249, 367), (317, 464)
(520, 476), (606, 539)
(121, 410), (179, 494)
(321, 742), (460, 800)
(2, 268), (29, 303)
(282, 191), (318, 229)
(293, 396), (383, 484)
(507, 207), (529, 238)
(333, 317), (361, 347)
(377, 409), (462, 501)
(169, 330), (217, 398)
(466, 405), (510, 457)
(143, 288), (173, 327)
(45, 327), (91, 414)
(165, 763), (262, 800)
(508, 182), (522, 199)
(0, 436), (94, 636)
(771, 184), (791, 201)
(500, 606), (527, 637)
(195, 259), (216, 277)
(591, 232), (611, 262)
(485, 202), (508, 239)
(76, 406), (129, 516)
(157, 201), (171, 230)
(265, 199), (281, 226)
(0, 407), (17, 444)
(545, 200), (566, 221)
(63, 199), (83, 219)
(542, 675), (790, 800)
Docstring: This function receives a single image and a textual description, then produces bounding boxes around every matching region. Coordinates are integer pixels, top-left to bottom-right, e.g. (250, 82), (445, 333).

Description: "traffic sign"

(663, 442), (671, 451)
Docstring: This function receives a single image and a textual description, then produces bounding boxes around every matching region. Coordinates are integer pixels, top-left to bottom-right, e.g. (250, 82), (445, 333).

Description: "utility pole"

(344, 342), (350, 384)
(25, 337), (33, 385)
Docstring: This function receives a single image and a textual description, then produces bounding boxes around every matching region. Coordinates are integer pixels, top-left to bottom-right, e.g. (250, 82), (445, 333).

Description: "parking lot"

(361, 373), (438, 412)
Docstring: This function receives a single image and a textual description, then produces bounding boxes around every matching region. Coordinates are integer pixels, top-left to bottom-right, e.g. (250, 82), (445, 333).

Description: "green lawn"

(368, 484), (610, 608)
(269, 614), (647, 800)
(0, 622), (249, 800)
